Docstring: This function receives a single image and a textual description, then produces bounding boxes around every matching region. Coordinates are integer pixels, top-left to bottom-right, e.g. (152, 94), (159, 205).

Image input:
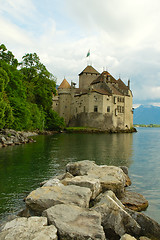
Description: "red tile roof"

(58, 78), (71, 89)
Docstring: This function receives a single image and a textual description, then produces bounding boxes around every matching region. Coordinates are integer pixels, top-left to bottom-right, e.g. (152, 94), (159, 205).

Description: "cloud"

(1, 0), (160, 105)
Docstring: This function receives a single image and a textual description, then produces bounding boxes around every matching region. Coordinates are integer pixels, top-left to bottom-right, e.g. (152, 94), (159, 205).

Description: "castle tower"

(79, 65), (100, 89)
(58, 78), (71, 124)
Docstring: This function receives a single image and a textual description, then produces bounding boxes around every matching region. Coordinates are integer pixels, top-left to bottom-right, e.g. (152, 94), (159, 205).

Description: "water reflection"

(0, 130), (160, 224)
(47, 133), (134, 167)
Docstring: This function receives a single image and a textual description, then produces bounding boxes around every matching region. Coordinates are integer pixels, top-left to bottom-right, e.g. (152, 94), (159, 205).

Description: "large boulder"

(43, 203), (106, 240)
(25, 185), (92, 214)
(0, 216), (57, 240)
(92, 190), (141, 239)
(120, 234), (137, 240)
(66, 160), (96, 176)
(66, 160), (128, 197)
(126, 208), (160, 239)
(61, 175), (101, 199)
(120, 191), (148, 211)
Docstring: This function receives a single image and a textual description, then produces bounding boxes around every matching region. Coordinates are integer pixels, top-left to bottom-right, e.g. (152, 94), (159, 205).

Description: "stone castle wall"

(52, 66), (133, 130)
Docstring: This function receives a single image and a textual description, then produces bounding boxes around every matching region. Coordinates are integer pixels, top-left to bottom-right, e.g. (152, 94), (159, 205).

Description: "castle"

(52, 65), (133, 130)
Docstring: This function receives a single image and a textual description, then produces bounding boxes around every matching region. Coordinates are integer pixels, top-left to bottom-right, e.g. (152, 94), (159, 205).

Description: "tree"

(0, 44), (18, 68)
(0, 67), (13, 128)
(0, 44), (64, 131)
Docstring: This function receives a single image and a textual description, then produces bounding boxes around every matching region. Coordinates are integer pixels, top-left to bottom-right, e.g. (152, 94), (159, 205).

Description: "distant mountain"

(133, 105), (160, 124)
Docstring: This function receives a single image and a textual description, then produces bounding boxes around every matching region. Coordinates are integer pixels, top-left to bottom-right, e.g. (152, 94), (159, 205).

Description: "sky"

(1, 0), (160, 107)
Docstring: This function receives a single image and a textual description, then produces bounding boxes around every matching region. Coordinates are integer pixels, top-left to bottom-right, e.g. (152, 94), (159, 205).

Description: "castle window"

(122, 106), (124, 113)
(107, 106), (110, 112)
(76, 108), (77, 113)
(84, 106), (86, 112)
(94, 106), (98, 112)
(114, 96), (117, 104)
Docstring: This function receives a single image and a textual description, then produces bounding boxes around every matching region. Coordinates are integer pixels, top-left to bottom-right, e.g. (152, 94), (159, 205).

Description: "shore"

(0, 127), (137, 148)
(65, 127), (137, 134)
(0, 129), (38, 148)
(0, 160), (159, 240)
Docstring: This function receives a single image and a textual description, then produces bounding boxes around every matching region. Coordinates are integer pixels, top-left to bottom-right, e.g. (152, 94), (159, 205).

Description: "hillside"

(133, 105), (160, 124)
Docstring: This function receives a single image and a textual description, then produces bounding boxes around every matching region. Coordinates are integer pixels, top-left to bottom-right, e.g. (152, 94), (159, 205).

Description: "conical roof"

(58, 78), (71, 89)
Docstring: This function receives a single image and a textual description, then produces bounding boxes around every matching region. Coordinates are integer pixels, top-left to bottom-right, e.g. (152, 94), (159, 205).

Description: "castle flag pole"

(86, 49), (91, 66)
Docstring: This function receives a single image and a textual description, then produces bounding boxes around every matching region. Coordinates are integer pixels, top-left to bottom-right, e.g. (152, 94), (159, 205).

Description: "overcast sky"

(1, 0), (160, 107)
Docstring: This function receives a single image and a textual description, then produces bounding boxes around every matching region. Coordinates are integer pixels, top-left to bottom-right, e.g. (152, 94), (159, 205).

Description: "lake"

(0, 127), (160, 224)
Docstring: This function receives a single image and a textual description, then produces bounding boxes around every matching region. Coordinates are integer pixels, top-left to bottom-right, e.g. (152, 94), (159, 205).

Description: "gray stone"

(120, 234), (137, 240)
(43, 178), (64, 187)
(43, 203), (106, 240)
(66, 160), (127, 197)
(0, 216), (57, 240)
(25, 185), (92, 214)
(66, 160), (96, 176)
(126, 208), (160, 239)
(61, 175), (101, 199)
(92, 190), (141, 238)
(139, 237), (151, 240)
(56, 172), (73, 180)
(39, 172), (73, 187)
(0, 136), (6, 143)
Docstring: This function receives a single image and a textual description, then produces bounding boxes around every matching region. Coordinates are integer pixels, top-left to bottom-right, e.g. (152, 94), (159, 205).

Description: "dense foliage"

(0, 44), (65, 130)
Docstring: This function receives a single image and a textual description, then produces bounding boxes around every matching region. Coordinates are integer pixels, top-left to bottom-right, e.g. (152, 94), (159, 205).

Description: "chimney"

(128, 79), (130, 89)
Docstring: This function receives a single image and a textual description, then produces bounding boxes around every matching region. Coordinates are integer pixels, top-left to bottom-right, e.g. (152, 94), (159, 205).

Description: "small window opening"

(94, 106), (98, 112)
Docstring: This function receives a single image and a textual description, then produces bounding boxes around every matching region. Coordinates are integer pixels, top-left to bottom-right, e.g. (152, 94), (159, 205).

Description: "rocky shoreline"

(0, 160), (160, 240)
(0, 129), (37, 148)
(0, 128), (137, 148)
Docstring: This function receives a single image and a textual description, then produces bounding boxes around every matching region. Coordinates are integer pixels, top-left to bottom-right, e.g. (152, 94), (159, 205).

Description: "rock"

(120, 234), (137, 240)
(0, 216), (57, 240)
(126, 208), (160, 239)
(25, 185), (92, 214)
(43, 178), (64, 187)
(139, 237), (151, 240)
(0, 129), (37, 148)
(124, 174), (132, 186)
(56, 172), (73, 180)
(43, 204), (106, 240)
(17, 207), (32, 218)
(120, 191), (148, 211)
(61, 175), (101, 199)
(120, 166), (129, 175)
(92, 190), (141, 238)
(66, 160), (96, 176)
(39, 172), (73, 187)
(0, 136), (6, 143)
(66, 160), (128, 197)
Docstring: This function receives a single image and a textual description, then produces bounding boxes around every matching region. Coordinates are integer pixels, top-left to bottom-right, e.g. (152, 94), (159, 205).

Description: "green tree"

(0, 67), (13, 128)
(0, 44), (64, 131)
(0, 44), (18, 68)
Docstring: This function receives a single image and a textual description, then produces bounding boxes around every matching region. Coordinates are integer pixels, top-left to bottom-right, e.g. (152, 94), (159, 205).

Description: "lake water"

(0, 128), (160, 224)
